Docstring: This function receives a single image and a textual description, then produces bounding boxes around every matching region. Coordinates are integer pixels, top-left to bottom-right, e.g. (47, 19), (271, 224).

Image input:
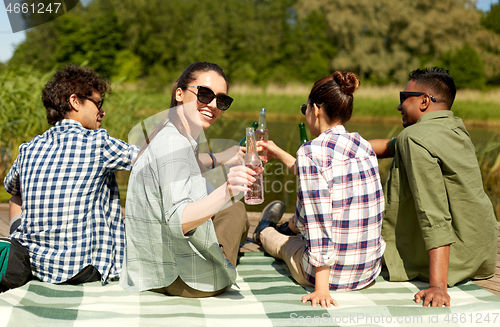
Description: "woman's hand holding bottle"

(225, 165), (256, 196)
(257, 140), (297, 175)
(242, 140), (279, 163)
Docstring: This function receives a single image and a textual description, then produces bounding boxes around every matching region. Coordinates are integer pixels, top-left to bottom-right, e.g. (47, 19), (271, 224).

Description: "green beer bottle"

(299, 123), (309, 146)
(239, 122), (258, 146)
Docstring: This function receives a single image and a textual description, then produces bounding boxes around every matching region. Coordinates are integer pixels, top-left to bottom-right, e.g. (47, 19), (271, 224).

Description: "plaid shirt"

(295, 125), (385, 291)
(120, 122), (236, 293)
(4, 119), (138, 284)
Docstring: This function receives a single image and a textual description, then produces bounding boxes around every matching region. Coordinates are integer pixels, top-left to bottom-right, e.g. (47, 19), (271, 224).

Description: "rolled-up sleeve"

(4, 156), (21, 195)
(388, 137), (397, 157)
(399, 136), (455, 250)
(296, 153), (336, 267)
(100, 131), (139, 171)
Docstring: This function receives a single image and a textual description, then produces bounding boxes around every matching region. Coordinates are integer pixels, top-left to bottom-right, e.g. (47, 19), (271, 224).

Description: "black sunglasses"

(399, 91), (436, 105)
(301, 104), (307, 115)
(185, 85), (233, 111)
(80, 95), (104, 110)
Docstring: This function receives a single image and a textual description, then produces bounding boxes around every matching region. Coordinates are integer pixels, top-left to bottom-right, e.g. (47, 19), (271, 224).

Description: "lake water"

(117, 117), (499, 214)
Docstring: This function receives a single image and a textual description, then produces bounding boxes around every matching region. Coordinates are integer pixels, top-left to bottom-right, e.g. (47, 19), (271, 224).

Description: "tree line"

(5, 0), (500, 89)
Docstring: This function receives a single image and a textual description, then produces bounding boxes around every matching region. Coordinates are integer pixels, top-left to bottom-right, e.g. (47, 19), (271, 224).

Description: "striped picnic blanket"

(1, 252), (499, 327)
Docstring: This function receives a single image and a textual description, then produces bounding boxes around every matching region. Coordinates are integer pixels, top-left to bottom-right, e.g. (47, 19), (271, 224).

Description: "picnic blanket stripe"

(200, 265), (272, 327)
(0, 252), (499, 327)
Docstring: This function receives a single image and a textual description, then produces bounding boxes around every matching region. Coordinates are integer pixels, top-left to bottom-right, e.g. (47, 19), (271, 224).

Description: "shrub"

(0, 66), (51, 178)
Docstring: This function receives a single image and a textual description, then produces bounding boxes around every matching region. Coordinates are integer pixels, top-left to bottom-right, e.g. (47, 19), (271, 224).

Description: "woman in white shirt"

(120, 62), (254, 297)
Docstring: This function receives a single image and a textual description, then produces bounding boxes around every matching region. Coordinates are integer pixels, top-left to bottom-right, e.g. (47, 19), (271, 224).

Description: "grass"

(110, 84), (500, 128)
(228, 84), (500, 123)
(0, 66), (53, 177)
(0, 187), (11, 203)
(477, 137), (500, 218)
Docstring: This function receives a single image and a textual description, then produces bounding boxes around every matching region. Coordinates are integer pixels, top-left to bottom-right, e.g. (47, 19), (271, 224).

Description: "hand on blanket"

(414, 286), (450, 307)
(302, 290), (338, 308)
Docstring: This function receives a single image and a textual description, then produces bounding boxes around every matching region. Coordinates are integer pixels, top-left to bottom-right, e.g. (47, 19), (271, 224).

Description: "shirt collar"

(55, 119), (84, 128)
(324, 125), (348, 135)
(165, 120), (199, 150)
(417, 110), (454, 123)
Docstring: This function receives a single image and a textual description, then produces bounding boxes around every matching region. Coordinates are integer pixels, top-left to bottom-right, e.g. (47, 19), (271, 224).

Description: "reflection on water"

(117, 117), (499, 214)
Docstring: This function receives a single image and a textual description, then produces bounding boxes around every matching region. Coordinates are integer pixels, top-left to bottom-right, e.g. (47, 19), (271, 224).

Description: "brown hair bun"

(332, 71), (360, 95)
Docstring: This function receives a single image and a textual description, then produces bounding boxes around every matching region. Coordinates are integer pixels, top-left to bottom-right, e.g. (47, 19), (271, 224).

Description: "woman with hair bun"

(253, 72), (386, 307)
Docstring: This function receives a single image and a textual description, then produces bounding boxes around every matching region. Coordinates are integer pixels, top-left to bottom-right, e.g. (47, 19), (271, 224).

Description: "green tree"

(481, 3), (500, 34)
(9, 0), (500, 87)
(285, 9), (336, 82)
(116, 0), (306, 86)
(442, 43), (486, 89)
(479, 3), (500, 83)
(52, 0), (125, 78)
(112, 50), (142, 82)
(8, 8), (71, 71)
(295, 0), (486, 83)
(9, 1), (125, 78)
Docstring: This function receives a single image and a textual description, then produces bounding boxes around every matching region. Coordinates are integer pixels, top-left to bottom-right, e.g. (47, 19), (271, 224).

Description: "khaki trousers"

(153, 201), (249, 298)
(260, 227), (313, 287)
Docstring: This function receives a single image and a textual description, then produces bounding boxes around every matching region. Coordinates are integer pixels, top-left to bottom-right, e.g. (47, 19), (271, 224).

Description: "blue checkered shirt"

(4, 119), (139, 284)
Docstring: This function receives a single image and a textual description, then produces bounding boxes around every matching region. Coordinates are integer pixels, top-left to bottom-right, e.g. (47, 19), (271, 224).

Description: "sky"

(0, 0), (498, 63)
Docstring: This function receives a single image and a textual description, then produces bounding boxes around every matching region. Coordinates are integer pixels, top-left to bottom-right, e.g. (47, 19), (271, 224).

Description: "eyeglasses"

(300, 104), (307, 115)
(80, 95), (104, 110)
(185, 85), (233, 111)
(399, 91), (436, 105)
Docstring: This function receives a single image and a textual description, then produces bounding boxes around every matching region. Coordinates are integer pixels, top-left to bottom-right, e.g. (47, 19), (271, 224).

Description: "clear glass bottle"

(239, 122), (258, 146)
(299, 123), (309, 146)
(255, 108), (268, 162)
(244, 127), (264, 205)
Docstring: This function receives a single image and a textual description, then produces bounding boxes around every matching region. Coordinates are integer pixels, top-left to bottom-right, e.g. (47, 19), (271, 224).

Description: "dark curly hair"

(409, 67), (456, 109)
(42, 64), (110, 125)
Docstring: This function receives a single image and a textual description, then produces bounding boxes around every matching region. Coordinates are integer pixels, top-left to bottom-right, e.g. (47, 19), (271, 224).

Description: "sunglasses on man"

(80, 95), (104, 110)
(185, 85), (234, 111)
(399, 92), (436, 105)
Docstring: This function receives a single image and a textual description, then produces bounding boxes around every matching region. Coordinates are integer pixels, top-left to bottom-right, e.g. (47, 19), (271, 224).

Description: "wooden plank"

(473, 223), (500, 296)
(0, 203), (9, 237)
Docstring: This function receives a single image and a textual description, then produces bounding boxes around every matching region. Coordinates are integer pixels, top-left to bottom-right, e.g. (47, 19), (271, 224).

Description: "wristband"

(208, 152), (217, 169)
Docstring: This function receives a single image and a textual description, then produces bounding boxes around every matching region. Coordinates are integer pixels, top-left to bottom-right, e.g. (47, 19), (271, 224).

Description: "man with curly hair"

(2, 64), (138, 290)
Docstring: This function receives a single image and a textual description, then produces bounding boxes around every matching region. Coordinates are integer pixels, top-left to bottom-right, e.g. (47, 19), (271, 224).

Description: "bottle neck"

(245, 132), (261, 163)
(258, 110), (267, 130)
(299, 123), (308, 145)
(299, 125), (308, 139)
